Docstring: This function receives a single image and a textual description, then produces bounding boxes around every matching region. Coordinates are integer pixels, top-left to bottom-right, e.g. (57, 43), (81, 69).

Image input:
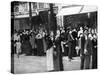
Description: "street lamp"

(87, 12), (90, 18)
(87, 12), (91, 28)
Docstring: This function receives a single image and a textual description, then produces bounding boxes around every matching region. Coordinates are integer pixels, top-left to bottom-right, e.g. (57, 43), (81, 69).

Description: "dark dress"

(80, 35), (86, 69)
(35, 38), (44, 56)
(92, 39), (97, 69)
(21, 34), (32, 55)
(53, 36), (64, 71)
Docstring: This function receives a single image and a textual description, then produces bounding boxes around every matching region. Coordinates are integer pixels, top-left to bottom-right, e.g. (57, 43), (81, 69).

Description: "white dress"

(46, 47), (54, 71)
(16, 42), (21, 54)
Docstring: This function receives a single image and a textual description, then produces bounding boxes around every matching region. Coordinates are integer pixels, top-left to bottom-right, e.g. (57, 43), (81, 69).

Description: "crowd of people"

(12, 29), (47, 56)
(67, 27), (97, 69)
(11, 25), (97, 71)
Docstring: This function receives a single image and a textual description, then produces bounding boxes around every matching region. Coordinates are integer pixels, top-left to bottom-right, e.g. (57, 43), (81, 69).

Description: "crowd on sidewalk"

(11, 25), (97, 71)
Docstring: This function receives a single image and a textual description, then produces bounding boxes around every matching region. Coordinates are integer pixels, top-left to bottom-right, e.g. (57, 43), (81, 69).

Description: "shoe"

(71, 58), (74, 60)
(69, 59), (71, 62)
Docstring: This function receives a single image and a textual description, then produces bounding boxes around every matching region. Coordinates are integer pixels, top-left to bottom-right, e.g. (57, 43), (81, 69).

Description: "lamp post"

(29, 2), (32, 29)
(88, 12), (90, 18)
(49, 3), (57, 35)
(48, 11), (50, 33)
(87, 12), (91, 28)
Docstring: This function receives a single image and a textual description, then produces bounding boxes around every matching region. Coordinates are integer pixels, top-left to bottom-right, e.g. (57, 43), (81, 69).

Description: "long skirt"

(92, 48), (97, 69)
(53, 47), (64, 71)
(43, 38), (47, 53)
(36, 39), (44, 56)
(21, 40), (32, 55)
(46, 47), (54, 71)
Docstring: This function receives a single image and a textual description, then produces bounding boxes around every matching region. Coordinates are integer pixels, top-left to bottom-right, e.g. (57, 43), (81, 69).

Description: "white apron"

(46, 47), (54, 71)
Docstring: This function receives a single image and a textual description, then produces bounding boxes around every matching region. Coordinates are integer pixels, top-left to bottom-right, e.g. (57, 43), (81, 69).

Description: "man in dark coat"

(80, 33), (86, 69)
(71, 29), (77, 57)
(84, 34), (93, 69)
(92, 34), (97, 69)
(68, 30), (74, 61)
(53, 30), (64, 71)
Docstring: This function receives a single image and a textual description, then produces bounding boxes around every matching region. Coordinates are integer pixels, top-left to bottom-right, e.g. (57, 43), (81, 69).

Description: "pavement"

(12, 54), (91, 74)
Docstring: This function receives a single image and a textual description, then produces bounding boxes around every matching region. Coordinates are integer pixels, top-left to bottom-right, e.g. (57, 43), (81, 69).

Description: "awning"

(56, 5), (97, 16)
(14, 12), (37, 18)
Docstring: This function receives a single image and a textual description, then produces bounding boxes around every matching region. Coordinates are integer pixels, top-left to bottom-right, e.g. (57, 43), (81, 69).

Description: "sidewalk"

(12, 54), (82, 74)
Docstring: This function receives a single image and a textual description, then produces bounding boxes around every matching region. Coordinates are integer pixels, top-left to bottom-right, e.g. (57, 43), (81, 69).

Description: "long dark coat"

(53, 36), (64, 71)
(92, 38), (97, 69)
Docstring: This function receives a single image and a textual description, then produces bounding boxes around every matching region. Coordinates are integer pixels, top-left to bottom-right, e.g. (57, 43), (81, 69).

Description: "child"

(16, 40), (21, 58)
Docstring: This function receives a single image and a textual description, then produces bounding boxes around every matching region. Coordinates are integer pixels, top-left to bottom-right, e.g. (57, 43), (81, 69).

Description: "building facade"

(11, 1), (52, 32)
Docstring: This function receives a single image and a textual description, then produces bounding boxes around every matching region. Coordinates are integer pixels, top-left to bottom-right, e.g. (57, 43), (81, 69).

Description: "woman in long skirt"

(35, 33), (44, 56)
(46, 32), (54, 71)
(21, 34), (32, 55)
